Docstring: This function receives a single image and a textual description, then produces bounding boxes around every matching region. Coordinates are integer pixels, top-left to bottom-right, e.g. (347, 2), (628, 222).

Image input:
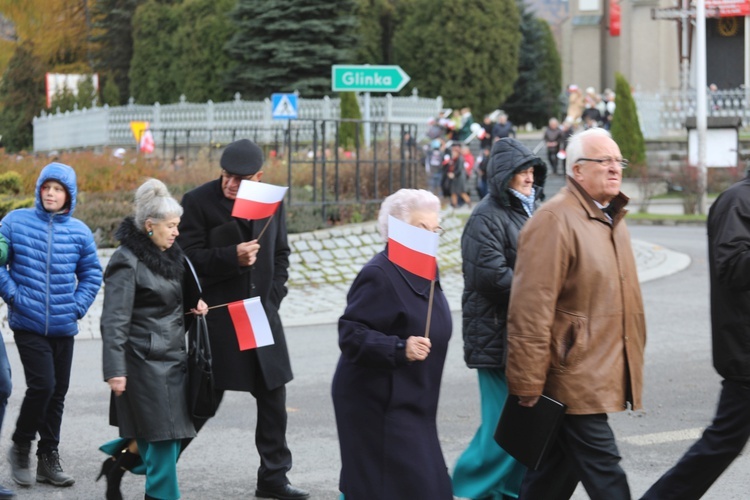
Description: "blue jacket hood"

(35, 162), (78, 219)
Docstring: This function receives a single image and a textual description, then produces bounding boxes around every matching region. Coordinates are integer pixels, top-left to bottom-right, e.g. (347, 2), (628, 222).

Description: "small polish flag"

(387, 215), (439, 281)
(227, 297), (275, 351)
(139, 129), (155, 154)
(231, 181), (288, 220)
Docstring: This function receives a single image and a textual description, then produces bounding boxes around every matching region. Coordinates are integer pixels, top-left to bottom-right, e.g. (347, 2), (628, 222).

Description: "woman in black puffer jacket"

(452, 137), (546, 500)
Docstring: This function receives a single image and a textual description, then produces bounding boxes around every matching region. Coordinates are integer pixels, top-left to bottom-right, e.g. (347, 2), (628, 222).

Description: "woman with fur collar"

(99, 179), (207, 500)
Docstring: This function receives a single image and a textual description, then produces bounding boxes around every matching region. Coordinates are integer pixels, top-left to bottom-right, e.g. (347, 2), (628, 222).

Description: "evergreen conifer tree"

(223, 0), (358, 100)
(610, 72), (646, 167)
(76, 75), (98, 108)
(356, 0), (399, 64)
(501, 1), (561, 128)
(101, 75), (121, 107)
(0, 41), (46, 152)
(129, 0), (180, 104)
(339, 92), (362, 150)
(49, 84), (77, 112)
(392, 0), (520, 114)
(537, 19), (562, 120)
(173, 0), (235, 102)
(91, 0), (139, 105)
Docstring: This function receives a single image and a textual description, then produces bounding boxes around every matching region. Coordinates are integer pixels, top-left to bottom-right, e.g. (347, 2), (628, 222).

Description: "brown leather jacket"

(506, 178), (646, 415)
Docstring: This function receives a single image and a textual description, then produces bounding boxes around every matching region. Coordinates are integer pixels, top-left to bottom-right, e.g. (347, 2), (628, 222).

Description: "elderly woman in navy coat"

(331, 188), (453, 500)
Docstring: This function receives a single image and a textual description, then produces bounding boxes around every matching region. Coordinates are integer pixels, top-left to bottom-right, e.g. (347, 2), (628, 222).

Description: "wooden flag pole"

(255, 214), (275, 242)
(185, 301), (233, 315)
(424, 280), (436, 338)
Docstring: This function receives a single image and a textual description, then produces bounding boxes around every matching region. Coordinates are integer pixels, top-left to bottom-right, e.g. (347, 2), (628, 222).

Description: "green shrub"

(0, 197), (33, 220)
(0, 171), (23, 194)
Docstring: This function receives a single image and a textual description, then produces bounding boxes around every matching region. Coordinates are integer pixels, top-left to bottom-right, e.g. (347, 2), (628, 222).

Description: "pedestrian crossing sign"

(271, 93), (298, 120)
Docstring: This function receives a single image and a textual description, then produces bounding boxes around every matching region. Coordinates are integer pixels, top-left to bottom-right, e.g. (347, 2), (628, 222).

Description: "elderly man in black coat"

(177, 139), (309, 500)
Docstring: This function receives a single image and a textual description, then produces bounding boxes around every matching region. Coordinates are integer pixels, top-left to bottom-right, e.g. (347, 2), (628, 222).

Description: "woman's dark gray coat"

(461, 138), (546, 369)
(101, 217), (197, 442)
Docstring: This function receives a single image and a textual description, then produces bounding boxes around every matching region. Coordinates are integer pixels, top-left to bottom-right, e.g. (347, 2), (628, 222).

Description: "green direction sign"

(332, 65), (411, 92)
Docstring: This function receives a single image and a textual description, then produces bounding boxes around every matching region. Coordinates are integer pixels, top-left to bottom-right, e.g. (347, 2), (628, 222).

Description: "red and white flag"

(231, 180), (288, 220)
(387, 215), (439, 281)
(139, 129), (155, 154)
(227, 297), (275, 351)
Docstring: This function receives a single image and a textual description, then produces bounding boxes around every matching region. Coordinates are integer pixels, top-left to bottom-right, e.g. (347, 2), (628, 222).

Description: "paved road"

(1, 225), (743, 499)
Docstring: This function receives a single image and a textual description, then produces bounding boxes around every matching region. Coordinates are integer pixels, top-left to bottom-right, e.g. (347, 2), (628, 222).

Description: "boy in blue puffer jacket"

(0, 162), (102, 489)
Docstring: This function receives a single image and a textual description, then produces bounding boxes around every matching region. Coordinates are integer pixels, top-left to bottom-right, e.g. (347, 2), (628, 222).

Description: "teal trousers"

(136, 438), (182, 500)
(452, 368), (527, 500)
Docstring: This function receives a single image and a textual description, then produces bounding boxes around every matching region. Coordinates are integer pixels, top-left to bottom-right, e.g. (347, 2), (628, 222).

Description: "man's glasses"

(576, 157), (629, 169)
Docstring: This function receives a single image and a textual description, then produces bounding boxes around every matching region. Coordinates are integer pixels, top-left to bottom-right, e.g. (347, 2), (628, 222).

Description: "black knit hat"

(220, 139), (264, 176)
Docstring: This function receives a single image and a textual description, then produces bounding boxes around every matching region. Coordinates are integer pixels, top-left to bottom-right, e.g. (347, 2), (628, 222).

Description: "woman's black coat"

(332, 250), (453, 499)
(101, 217), (197, 442)
(177, 178), (292, 392)
(461, 138), (546, 369)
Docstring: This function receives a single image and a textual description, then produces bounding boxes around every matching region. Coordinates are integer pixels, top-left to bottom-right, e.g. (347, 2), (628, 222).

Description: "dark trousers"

(547, 150), (559, 174)
(640, 379), (750, 500)
(12, 330), (74, 454)
(0, 339), (12, 433)
(519, 413), (630, 500)
(188, 383), (292, 488)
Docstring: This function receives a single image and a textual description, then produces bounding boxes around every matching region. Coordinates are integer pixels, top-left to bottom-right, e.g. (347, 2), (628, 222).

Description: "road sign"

(271, 93), (298, 120)
(331, 65), (411, 92)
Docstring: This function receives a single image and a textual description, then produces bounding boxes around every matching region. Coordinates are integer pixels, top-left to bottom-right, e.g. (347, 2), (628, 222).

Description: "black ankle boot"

(104, 450), (139, 500)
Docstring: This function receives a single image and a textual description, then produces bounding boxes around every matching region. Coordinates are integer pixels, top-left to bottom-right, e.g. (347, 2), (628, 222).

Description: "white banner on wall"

(45, 73), (99, 109)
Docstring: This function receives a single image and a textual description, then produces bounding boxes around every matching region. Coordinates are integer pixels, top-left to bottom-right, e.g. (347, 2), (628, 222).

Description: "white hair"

(134, 178), (183, 231)
(377, 189), (441, 241)
(565, 128), (613, 176)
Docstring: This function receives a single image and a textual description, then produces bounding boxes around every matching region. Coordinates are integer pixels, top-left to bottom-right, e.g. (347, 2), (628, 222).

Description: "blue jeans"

(0, 338), (12, 433)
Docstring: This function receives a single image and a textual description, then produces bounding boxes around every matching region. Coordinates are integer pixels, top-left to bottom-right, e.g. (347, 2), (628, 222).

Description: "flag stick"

(424, 280), (436, 338)
(256, 214), (275, 242)
(185, 301), (234, 315)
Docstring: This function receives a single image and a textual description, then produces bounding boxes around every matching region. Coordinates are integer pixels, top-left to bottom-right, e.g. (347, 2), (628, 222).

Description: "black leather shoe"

(255, 483), (310, 500)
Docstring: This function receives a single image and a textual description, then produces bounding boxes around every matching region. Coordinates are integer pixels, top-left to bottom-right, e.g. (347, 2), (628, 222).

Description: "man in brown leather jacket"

(506, 128), (646, 500)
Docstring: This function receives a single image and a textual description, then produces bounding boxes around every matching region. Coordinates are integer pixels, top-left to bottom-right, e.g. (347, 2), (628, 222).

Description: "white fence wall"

(634, 88), (749, 139)
(33, 91), (444, 152)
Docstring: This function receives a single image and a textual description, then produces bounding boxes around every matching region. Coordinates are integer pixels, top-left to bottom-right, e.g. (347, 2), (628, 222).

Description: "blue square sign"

(271, 93), (298, 120)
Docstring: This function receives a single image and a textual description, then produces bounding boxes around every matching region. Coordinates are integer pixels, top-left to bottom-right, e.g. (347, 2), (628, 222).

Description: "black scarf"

(115, 216), (185, 281)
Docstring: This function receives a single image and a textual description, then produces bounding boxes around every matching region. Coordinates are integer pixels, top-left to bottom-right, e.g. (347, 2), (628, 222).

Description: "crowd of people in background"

(423, 84), (618, 206)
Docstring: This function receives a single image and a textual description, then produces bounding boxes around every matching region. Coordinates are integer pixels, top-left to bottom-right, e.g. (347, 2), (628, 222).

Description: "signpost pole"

(696, 0), (708, 215)
(364, 92), (371, 149)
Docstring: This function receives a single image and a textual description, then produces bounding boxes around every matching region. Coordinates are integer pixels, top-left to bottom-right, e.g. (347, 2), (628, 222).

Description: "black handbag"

(187, 313), (218, 419)
(184, 256), (218, 420)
